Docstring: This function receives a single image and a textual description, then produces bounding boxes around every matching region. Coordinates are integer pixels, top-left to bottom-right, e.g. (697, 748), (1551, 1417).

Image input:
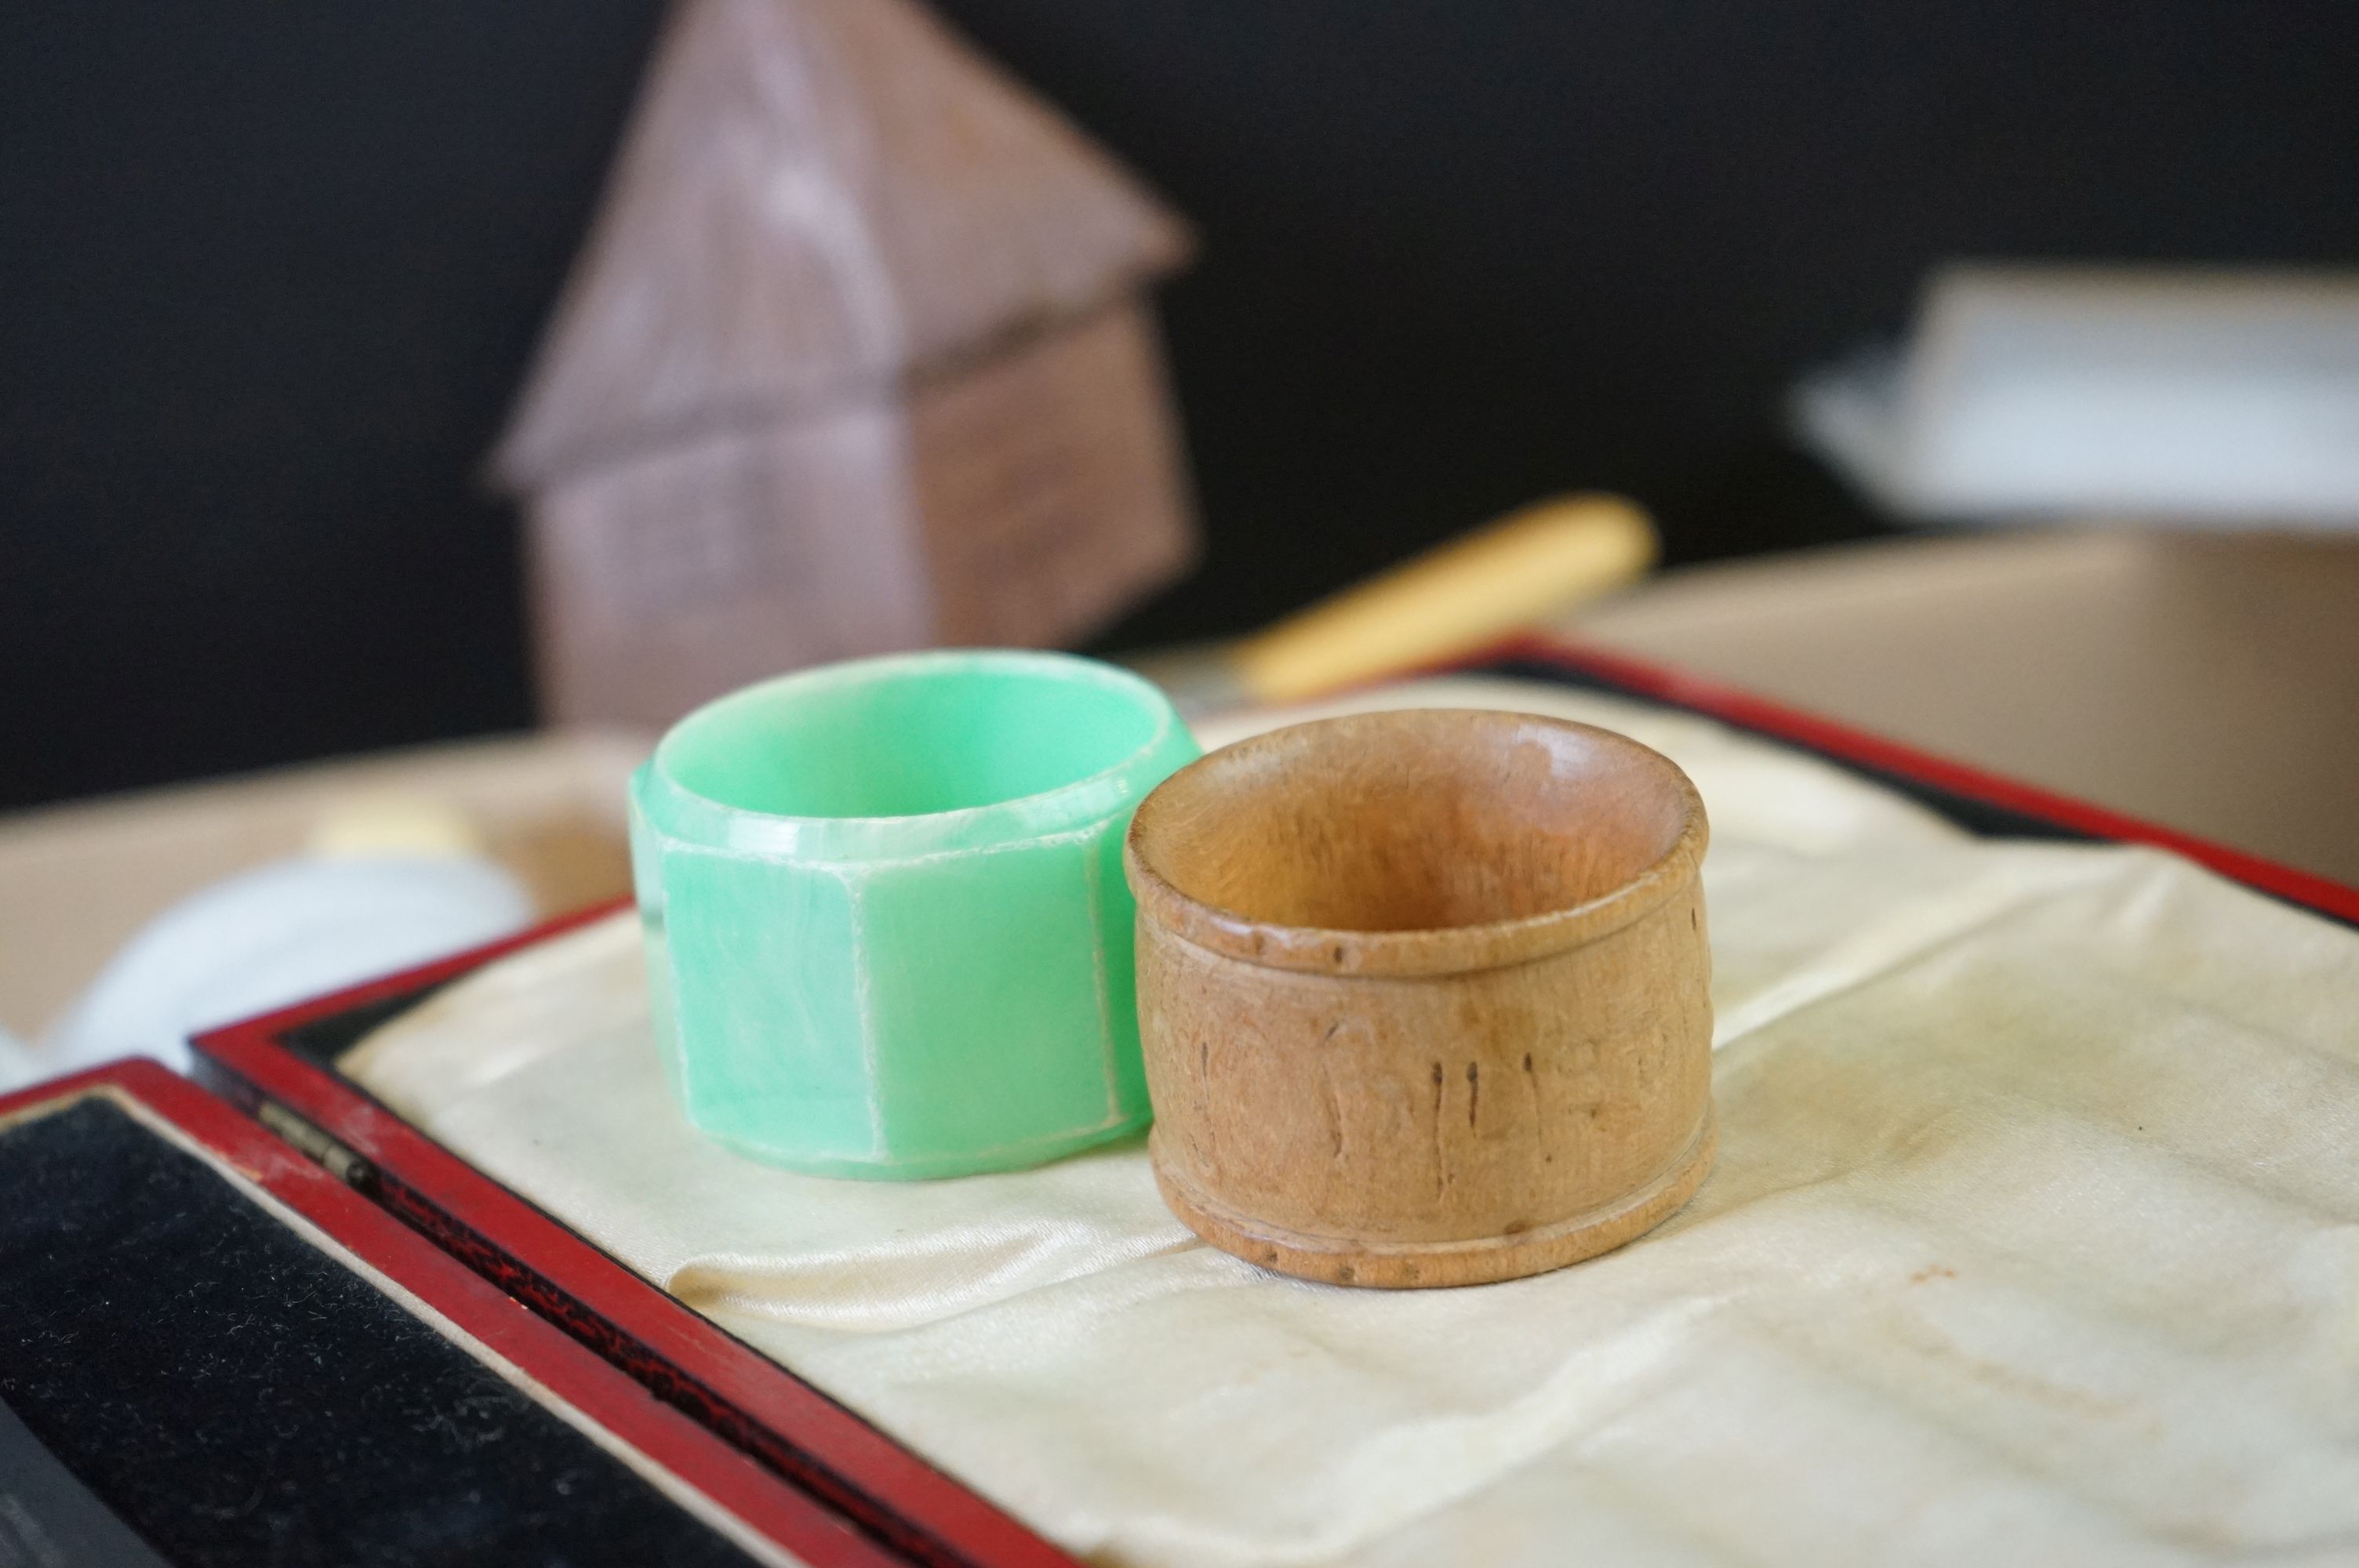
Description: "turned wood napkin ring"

(1123, 708), (1714, 1287)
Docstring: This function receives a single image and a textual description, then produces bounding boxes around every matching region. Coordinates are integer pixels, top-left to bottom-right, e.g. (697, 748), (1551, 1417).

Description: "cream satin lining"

(343, 678), (2359, 1568)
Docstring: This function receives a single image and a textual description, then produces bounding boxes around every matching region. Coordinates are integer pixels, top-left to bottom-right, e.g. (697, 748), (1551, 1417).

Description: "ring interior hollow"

(1137, 709), (1694, 935)
(660, 658), (1165, 819)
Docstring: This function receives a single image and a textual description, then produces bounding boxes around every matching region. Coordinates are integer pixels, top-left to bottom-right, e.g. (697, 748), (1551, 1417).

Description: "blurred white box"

(1797, 265), (2359, 526)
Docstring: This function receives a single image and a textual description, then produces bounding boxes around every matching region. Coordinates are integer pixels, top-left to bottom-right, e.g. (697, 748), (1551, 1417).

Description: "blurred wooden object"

(496, 0), (1198, 728)
(0, 732), (646, 1040)
(1230, 495), (1655, 702)
(1129, 495), (1658, 714)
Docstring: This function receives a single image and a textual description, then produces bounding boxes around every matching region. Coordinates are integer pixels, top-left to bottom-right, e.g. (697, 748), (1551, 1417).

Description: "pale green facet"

(631, 650), (1198, 1178)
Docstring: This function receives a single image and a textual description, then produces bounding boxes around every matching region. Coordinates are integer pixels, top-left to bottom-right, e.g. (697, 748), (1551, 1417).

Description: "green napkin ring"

(629, 650), (1199, 1178)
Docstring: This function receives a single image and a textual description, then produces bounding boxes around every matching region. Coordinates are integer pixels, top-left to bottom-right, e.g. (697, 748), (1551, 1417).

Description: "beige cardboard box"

(1572, 527), (2359, 887)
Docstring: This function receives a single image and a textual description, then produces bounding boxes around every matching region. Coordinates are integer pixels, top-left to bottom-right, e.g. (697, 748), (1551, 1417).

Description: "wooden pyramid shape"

(497, 0), (1191, 488)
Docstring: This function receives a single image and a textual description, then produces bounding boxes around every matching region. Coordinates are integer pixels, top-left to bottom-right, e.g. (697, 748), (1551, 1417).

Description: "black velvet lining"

(278, 984), (456, 1066)
(0, 1094), (764, 1568)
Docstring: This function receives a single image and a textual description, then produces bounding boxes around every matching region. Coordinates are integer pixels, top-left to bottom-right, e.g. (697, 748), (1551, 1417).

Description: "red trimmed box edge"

(1482, 635), (2359, 927)
(0, 1059), (900, 1568)
(190, 916), (1080, 1568)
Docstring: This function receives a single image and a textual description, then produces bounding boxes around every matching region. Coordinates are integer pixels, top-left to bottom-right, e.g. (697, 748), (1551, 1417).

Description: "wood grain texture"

(911, 303), (1198, 648)
(524, 304), (1196, 726)
(1124, 709), (1714, 1288)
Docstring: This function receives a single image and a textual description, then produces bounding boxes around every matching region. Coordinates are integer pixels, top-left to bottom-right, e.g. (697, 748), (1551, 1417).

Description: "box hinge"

(256, 1099), (373, 1189)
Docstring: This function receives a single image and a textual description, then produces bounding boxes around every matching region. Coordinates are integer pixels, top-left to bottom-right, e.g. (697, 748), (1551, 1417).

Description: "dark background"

(5, 2), (2357, 808)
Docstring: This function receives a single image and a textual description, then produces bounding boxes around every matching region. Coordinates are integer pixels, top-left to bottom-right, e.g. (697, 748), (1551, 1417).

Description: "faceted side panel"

(859, 822), (1133, 1171)
(1092, 811), (1153, 1124)
(656, 844), (877, 1165)
(626, 782), (690, 1109)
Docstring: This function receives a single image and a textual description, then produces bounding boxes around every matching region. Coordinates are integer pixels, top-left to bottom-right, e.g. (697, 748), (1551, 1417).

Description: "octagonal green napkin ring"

(628, 650), (1200, 1178)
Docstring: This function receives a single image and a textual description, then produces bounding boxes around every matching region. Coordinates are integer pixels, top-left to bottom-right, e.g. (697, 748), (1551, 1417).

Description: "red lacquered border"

(1481, 634), (2359, 927)
(0, 1061), (896, 1568)
(192, 931), (1078, 1568)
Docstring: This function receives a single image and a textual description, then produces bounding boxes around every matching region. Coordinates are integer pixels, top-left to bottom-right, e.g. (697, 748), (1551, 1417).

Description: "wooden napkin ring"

(1123, 708), (1715, 1287)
